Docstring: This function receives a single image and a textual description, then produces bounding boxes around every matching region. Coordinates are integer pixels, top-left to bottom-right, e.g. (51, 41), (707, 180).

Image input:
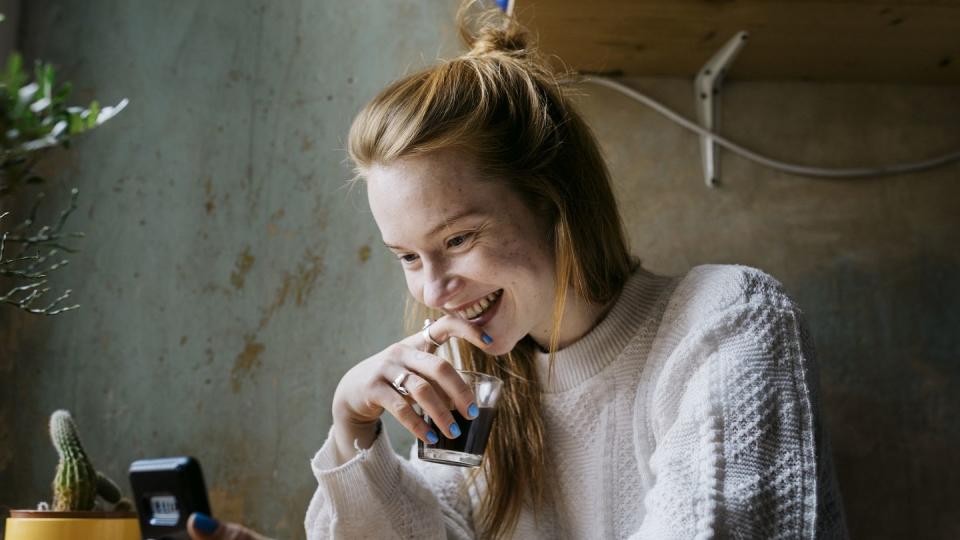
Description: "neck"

(529, 287), (617, 353)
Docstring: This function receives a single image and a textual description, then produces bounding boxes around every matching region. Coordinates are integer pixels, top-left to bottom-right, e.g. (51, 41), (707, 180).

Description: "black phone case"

(129, 456), (211, 540)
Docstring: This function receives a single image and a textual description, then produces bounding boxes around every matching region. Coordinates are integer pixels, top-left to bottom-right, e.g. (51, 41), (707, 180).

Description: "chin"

(484, 341), (517, 357)
(479, 330), (526, 357)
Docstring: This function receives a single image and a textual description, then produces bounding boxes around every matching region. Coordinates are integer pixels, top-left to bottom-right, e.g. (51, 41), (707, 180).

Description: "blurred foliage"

(0, 20), (128, 315)
(1, 52), (128, 195)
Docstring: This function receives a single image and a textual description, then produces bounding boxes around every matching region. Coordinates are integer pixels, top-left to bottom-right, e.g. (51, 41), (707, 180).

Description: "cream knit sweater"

(304, 264), (848, 539)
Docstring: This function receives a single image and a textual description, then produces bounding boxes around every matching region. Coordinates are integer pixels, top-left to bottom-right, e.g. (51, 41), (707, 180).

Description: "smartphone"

(129, 456), (212, 540)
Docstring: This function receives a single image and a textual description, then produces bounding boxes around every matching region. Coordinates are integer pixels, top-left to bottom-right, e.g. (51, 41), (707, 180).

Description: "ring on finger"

(422, 318), (442, 348)
(391, 371), (412, 396)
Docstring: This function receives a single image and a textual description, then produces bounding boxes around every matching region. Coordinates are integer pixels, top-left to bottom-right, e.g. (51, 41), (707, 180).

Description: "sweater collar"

(533, 265), (669, 393)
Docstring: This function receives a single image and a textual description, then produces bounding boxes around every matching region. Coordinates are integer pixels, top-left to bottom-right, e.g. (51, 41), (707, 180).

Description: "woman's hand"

(187, 512), (271, 540)
(331, 315), (493, 456)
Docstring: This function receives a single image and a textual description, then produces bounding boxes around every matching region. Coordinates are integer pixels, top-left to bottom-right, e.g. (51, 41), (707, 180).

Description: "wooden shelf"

(517, 0), (960, 84)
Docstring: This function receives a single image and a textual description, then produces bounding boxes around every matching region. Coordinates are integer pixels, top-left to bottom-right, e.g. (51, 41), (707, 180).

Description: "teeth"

(458, 289), (502, 320)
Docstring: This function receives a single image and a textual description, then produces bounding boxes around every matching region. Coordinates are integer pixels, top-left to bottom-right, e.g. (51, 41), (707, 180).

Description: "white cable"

(574, 76), (960, 179)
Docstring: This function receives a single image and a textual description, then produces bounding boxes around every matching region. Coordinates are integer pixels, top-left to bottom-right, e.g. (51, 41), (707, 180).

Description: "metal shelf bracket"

(695, 31), (749, 187)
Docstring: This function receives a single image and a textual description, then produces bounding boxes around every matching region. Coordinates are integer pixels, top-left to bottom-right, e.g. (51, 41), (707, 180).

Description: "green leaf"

(4, 53), (24, 91)
(67, 112), (83, 135)
(86, 101), (99, 129)
(52, 81), (72, 106)
(37, 62), (54, 101)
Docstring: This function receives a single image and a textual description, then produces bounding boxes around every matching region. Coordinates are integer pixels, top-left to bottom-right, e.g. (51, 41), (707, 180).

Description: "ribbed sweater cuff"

(310, 423), (403, 508)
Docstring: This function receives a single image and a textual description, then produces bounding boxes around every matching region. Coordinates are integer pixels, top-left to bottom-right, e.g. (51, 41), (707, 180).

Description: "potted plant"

(0, 11), (135, 537)
(4, 410), (140, 539)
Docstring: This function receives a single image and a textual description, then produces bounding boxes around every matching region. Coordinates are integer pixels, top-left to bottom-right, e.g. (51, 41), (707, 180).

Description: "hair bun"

(469, 25), (528, 56)
(457, 1), (531, 58)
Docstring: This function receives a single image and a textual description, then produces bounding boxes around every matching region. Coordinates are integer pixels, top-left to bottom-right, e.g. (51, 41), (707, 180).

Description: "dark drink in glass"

(418, 371), (502, 467)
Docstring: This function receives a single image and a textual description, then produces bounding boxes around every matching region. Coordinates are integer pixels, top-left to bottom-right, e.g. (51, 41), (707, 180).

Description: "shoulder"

(667, 264), (796, 327)
(641, 265), (815, 433)
(643, 264), (807, 402)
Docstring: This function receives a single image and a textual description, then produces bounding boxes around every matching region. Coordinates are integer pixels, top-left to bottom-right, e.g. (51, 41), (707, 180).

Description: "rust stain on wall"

(358, 244), (371, 263)
(231, 334), (265, 393)
(288, 248), (325, 307)
(257, 276), (291, 331)
(256, 248), (326, 331)
(266, 208), (295, 238)
(204, 176), (216, 215)
(230, 247), (256, 290)
(312, 195), (329, 232)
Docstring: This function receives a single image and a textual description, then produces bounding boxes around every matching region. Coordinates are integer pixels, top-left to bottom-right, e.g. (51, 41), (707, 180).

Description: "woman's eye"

(447, 233), (473, 248)
(398, 253), (419, 264)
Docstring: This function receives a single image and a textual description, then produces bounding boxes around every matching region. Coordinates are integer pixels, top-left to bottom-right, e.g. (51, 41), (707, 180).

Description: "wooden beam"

(517, 0), (960, 83)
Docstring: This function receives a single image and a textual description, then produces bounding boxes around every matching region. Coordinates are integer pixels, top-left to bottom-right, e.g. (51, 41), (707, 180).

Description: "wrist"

(332, 416), (381, 464)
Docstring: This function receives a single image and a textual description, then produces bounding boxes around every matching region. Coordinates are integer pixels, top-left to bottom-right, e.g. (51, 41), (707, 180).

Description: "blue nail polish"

(450, 422), (461, 438)
(193, 512), (219, 534)
(468, 403), (479, 419)
(482, 333), (493, 344)
(426, 430), (439, 444)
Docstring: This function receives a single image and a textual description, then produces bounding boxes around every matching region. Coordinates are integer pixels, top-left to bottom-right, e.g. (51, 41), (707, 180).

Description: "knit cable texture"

(304, 264), (848, 539)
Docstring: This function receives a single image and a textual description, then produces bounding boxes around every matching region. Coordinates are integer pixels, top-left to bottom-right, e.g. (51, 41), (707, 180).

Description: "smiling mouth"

(456, 289), (504, 321)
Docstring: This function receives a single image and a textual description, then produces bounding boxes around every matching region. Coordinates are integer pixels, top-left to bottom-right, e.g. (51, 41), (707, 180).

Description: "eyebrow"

(382, 209), (485, 250)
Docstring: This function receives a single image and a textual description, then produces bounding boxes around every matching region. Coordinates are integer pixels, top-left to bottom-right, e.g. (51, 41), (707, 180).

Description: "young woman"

(190, 4), (847, 540)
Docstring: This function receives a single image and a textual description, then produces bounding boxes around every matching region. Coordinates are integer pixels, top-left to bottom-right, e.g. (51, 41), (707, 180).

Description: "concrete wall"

(1, 1), (958, 539)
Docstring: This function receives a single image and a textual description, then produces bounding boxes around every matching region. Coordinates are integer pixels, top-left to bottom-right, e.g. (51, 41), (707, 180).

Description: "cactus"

(96, 470), (134, 511)
(49, 410), (97, 511)
(48, 409), (130, 511)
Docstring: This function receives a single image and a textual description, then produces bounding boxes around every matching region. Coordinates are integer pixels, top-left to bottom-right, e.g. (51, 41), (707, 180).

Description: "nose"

(421, 260), (463, 310)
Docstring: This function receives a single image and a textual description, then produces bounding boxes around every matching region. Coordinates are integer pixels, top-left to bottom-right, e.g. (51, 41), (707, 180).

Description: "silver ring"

(421, 318), (442, 347)
(391, 371), (411, 396)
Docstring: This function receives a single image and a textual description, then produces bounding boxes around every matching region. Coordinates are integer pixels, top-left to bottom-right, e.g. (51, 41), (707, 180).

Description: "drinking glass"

(417, 370), (503, 467)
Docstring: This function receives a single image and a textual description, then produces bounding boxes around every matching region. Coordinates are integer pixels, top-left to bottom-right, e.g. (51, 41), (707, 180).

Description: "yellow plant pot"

(5, 510), (140, 540)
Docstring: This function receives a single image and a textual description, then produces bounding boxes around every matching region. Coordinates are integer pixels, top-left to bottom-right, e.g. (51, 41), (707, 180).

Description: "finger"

(187, 512), (220, 539)
(410, 315), (494, 353)
(373, 380), (441, 444)
(402, 349), (478, 420)
(396, 370), (462, 439)
(187, 513), (269, 540)
(399, 378), (452, 416)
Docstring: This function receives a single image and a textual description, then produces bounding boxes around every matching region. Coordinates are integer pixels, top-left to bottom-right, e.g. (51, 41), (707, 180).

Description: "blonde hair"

(348, 2), (633, 537)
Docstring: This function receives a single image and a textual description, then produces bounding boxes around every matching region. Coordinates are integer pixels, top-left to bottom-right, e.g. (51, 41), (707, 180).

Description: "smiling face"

(366, 149), (556, 355)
